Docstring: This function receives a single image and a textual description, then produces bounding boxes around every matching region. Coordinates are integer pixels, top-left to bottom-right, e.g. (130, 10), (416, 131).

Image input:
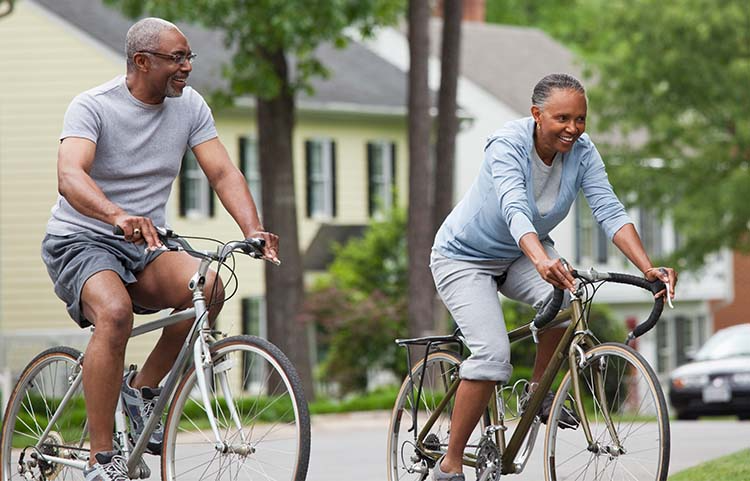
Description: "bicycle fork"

(568, 345), (625, 457)
(191, 296), (250, 456)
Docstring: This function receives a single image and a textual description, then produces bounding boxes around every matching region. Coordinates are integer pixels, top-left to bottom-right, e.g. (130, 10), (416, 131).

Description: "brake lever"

(658, 267), (674, 309)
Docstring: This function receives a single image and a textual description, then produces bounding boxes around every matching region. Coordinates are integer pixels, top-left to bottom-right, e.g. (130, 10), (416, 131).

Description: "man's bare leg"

(80, 270), (135, 463)
(126, 251), (225, 389)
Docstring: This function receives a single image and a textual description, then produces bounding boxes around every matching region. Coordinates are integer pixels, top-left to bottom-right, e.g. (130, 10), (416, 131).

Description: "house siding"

(0, 2), (408, 374)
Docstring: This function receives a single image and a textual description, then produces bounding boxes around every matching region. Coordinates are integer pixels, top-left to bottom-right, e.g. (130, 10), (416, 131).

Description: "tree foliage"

(104, 0), (403, 99)
(491, 0), (750, 268)
(303, 209), (408, 394)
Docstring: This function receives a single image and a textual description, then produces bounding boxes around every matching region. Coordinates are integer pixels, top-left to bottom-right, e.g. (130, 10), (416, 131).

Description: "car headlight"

(732, 373), (750, 386)
(672, 375), (709, 389)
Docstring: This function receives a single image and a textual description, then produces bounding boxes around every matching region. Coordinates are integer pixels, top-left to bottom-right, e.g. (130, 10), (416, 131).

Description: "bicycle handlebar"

(574, 269), (666, 340)
(112, 225), (271, 263)
(531, 268), (666, 341)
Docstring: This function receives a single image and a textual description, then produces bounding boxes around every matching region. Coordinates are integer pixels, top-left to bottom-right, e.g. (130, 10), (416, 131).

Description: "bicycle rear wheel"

(387, 350), (488, 481)
(161, 335), (310, 481)
(544, 342), (670, 481)
(1, 346), (87, 481)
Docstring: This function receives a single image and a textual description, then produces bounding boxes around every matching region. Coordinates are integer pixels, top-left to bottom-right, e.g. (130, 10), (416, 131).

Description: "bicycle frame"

(410, 291), (619, 476)
(28, 247), (248, 478)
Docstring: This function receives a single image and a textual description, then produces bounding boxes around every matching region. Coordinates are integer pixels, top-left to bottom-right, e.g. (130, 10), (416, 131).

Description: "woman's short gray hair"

(126, 17), (178, 72)
(531, 73), (586, 109)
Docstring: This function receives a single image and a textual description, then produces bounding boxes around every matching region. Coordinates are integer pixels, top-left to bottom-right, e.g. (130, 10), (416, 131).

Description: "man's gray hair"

(126, 17), (178, 72)
(531, 73), (587, 109)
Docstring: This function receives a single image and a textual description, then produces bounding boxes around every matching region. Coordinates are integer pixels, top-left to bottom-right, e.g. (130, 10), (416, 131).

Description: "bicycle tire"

(161, 335), (310, 481)
(1, 346), (86, 481)
(544, 342), (670, 481)
(387, 350), (490, 481)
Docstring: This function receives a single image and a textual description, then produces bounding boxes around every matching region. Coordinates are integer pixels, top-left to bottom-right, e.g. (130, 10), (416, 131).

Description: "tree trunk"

(407, 0), (435, 338)
(433, 0), (463, 233)
(256, 49), (314, 400)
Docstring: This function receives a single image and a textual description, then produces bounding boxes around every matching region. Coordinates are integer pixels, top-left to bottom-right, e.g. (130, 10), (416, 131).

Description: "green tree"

(103, 0), (403, 399)
(488, 0), (750, 268)
(303, 209), (408, 394)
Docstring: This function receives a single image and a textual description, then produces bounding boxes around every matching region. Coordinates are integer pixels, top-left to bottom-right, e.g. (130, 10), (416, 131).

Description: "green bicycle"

(388, 268), (670, 481)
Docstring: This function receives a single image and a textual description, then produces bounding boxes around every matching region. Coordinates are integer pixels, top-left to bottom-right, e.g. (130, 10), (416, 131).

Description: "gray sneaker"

(121, 371), (163, 455)
(432, 456), (465, 481)
(83, 451), (129, 481)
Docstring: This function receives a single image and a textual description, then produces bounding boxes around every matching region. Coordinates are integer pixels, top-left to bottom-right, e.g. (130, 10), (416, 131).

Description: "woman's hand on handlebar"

(113, 214), (163, 250)
(536, 257), (575, 292)
(644, 266), (678, 300)
(246, 228), (280, 264)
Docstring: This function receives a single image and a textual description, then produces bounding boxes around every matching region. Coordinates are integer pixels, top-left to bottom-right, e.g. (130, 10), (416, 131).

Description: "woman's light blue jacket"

(434, 117), (632, 260)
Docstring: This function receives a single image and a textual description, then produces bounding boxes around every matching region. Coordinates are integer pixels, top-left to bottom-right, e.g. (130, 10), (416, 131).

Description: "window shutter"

(179, 153), (188, 217)
(367, 142), (375, 217)
(390, 142), (397, 206)
(208, 185), (215, 218)
(305, 140), (313, 218)
(239, 137), (247, 174)
(330, 140), (337, 218)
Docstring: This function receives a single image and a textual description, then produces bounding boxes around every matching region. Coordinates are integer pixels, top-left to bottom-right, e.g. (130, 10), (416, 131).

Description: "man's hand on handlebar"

(113, 215), (163, 250)
(246, 228), (280, 265)
(644, 266), (677, 302)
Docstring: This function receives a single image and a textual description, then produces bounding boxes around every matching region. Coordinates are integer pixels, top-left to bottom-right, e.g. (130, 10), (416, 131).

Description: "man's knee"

(90, 301), (133, 347)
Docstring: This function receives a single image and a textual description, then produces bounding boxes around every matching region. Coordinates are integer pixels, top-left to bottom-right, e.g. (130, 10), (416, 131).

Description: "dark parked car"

(669, 323), (750, 420)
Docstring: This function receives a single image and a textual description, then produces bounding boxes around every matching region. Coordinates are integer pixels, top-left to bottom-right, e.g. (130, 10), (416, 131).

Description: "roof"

(428, 19), (582, 116)
(32, 0), (409, 113)
(303, 224), (367, 271)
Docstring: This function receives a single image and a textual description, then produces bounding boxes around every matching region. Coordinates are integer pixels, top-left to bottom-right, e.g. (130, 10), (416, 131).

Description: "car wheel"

(738, 413), (750, 421)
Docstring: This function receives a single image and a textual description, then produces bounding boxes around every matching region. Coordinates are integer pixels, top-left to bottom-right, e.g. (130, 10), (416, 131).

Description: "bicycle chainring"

(475, 438), (501, 481)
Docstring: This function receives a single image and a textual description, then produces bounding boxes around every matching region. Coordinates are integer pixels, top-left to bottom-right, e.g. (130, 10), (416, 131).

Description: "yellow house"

(0, 0), (408, 398)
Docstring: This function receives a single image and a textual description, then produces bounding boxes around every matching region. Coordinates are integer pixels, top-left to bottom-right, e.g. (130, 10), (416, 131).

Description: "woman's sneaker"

(121, 371), (164, 455)
(83, 451), (129, 481)
(539, 391), (580, 429)
(520, 388), (580, 430)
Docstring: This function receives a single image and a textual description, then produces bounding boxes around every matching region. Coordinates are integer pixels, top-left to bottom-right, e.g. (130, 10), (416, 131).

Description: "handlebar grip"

(243, 238), (266, 257)
(603, 273), (666, 339)
(113, 225), (124, 236)
(532, 287), (565, 329)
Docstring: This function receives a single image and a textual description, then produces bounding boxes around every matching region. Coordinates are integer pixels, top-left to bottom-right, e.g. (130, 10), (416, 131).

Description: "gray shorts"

(430, 244), (570, 382)
(41, 231), (166, 328)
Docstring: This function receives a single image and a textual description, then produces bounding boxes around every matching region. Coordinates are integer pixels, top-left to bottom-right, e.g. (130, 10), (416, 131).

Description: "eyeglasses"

(138, 50), (197, 65)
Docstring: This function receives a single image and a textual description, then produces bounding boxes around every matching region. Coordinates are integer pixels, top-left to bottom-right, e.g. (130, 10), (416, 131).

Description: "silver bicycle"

(1, 229), (311, 481)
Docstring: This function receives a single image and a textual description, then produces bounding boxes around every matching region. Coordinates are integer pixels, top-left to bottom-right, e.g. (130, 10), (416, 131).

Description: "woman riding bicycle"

(429, 73), (678, 481)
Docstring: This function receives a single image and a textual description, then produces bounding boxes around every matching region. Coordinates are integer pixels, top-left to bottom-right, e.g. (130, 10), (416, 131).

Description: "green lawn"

(669, 449), (750, 481)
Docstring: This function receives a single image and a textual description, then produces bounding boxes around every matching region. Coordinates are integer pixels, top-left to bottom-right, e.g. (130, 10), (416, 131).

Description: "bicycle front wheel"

(544, 342), (670, 481)
(387, 350), (488, 481)
(162, 335), (310, 481)
(1, 346), (87, 481)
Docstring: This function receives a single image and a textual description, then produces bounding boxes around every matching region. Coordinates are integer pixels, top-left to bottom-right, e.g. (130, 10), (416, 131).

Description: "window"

(179, 150), (214, 218)
(367, 141), (396, 218)
(655, 315), (707, 374)
(305, 139), (336, 218)
(639, 208), (663, 259)
(239, 137), (261, 214)
(575, 193), (608, 264)
(241, 297), (266, 392)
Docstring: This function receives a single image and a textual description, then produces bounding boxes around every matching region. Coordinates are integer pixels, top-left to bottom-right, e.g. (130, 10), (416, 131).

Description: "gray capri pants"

(430, 243), (569, 382)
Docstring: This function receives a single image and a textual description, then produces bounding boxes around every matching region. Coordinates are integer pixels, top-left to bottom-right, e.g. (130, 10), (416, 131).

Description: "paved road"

(306, 411), (750, 481)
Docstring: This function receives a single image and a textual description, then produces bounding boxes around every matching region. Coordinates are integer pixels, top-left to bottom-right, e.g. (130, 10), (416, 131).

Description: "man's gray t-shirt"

(47, 75), (218, 236)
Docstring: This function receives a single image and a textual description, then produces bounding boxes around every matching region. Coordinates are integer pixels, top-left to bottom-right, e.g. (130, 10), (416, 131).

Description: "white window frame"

(181, 150), (211, 219)
(308, 138), (335, 219)
(240, 136), (262, 215)
(368, 140), (395, 219)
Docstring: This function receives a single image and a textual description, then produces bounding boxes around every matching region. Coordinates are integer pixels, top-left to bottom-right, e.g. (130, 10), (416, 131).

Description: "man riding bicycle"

(430, 73), (678, 480)
(41, 17), (278, 481)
